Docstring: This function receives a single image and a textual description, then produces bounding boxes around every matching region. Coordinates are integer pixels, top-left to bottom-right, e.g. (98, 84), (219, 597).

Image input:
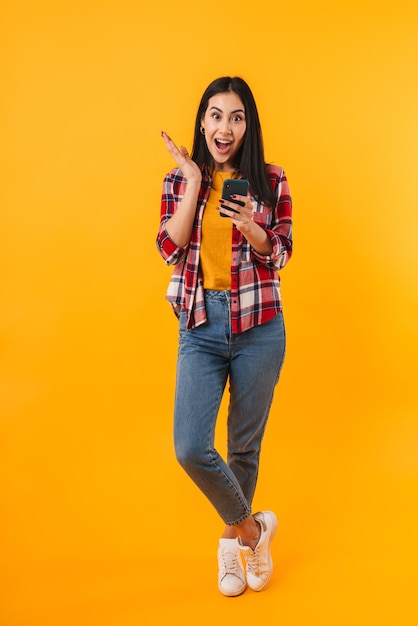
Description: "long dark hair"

(190, 76), (276, 208)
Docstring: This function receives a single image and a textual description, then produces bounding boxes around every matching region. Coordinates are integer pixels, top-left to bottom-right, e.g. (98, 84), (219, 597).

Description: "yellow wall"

(1, 1), (417, 624)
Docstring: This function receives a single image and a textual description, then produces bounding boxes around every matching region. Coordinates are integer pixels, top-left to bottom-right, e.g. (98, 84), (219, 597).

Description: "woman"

(156, 76), (292, 596)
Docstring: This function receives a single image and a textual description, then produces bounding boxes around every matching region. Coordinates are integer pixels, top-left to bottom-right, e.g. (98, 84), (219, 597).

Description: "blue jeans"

(174, 290), (286, 526)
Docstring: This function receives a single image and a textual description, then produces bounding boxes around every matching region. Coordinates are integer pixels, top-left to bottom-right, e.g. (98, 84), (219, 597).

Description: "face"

(201, 92), (246, 171)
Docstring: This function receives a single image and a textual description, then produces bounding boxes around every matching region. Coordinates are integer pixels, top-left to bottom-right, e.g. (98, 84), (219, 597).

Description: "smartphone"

(220, 179), (249, 216)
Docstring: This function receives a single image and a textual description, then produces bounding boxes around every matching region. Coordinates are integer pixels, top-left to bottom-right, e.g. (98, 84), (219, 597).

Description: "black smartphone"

(220, 179), (249, 216)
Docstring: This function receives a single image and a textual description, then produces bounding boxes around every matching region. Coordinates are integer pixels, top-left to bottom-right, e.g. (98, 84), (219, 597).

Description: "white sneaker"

(239, 511), (278, 591)
(217, 538), (247, 597)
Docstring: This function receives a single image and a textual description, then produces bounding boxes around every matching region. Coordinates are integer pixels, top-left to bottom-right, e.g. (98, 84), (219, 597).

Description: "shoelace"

(244, 549), (260, 574)
(219, 550), (242, 576)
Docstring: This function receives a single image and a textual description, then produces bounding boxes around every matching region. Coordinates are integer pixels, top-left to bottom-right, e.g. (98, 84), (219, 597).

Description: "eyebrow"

(209, 106), (245, 114)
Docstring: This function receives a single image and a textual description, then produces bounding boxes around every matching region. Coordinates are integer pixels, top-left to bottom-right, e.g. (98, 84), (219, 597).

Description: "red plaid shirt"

(156, 164), (292, 334)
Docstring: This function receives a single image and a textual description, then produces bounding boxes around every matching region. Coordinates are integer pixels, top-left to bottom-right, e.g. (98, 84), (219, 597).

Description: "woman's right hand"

(161, 131), (202, 185)
(160, 131), (202, 248)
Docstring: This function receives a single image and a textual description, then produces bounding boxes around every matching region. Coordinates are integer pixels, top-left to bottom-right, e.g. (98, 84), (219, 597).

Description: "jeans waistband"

(204, 289), (231, 301)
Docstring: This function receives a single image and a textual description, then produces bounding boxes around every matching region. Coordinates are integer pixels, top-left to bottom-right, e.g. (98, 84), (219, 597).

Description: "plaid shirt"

(156, 164), (292, 334)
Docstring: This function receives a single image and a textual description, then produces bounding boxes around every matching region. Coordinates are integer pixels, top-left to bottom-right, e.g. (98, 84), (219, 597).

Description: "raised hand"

(161, 131), (202, 185)
(160, 131), (202, 247)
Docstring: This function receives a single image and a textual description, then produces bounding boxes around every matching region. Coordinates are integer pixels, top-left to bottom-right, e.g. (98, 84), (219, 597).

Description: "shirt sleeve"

(156, 170), (189, 266)
(251, 168), (293, 271)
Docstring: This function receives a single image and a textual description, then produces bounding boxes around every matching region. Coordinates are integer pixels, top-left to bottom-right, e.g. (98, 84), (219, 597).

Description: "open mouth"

(215, 139), (232, 153)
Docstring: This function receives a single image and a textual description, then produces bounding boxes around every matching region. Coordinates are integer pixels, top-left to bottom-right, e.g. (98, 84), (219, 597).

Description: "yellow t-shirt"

(200, 171), (233, 290)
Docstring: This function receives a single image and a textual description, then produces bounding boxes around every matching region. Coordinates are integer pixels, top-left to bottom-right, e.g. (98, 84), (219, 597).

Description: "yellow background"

(1, 0), (418, 624)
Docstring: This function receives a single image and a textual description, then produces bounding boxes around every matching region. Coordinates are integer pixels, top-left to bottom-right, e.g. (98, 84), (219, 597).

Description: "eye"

(232, 115), (244, 122)
(211, 112), (221, 120)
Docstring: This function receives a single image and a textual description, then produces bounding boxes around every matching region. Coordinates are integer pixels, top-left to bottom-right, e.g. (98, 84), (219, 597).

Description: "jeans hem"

(225, 511), (253, 526)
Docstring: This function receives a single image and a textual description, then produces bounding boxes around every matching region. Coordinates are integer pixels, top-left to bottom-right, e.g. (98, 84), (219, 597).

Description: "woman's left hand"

(218, 194), (273, 256)
(217, 193), (254, 234)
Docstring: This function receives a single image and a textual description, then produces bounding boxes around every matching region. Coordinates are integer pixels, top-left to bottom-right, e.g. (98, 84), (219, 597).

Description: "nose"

(220, 118), (232, 134)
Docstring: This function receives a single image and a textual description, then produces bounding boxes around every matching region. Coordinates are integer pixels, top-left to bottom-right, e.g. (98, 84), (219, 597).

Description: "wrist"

(185, 177), (202, 191)
(245, 222), (273, 256)
(239, 219), (256, 237)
